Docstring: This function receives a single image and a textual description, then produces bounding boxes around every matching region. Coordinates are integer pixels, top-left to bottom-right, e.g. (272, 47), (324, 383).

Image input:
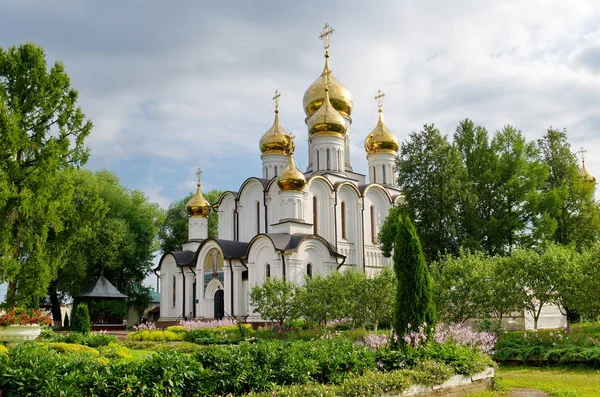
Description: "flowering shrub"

(133, 321), (157, 331)
(356, 333), (390, 350)
(402, 323), (428, 348)
(179, 318), (236, 330)
(0, 307), (52, 327)
(433, 323), (497, 354)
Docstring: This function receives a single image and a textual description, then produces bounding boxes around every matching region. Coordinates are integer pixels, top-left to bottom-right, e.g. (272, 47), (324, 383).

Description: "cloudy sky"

(2, 0), (600, 206)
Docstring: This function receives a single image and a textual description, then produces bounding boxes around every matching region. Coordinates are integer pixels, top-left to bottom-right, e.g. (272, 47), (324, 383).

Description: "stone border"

(382, 367), (495, 396)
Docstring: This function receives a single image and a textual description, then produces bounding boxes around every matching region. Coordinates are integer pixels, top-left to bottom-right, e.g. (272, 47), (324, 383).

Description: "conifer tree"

(71, 303), (91, 334)
(393, 214), (436, 338)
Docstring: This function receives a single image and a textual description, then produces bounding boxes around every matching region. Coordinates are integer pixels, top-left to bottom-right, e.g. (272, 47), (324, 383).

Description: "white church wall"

(266, 181), (280, 233)
(363, 185), (393, 272)
(307, 176), (335, 243)
(246, 236), (279, 320)
(218, 192), (236, 241)
(238, 179), (265, 242)
(524, 303), (567, 330)
(159, 256), (182, 319)
(337, 183), (362, 269)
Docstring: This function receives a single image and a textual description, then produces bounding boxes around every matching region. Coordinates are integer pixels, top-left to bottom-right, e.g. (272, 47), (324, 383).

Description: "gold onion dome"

(278, 153), (306, 192)
(186, 169), (211, 217)
(259, 90), (294, 155)
(306, 84), (347, 137)
(580, 163), (596, 184)
(303, 56), (353, 117)
(303, 23), (353, 117)
(364, 90), (399, 155)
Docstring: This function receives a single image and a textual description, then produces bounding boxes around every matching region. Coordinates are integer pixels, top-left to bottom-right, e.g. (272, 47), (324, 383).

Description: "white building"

(157, 26), (403, 322)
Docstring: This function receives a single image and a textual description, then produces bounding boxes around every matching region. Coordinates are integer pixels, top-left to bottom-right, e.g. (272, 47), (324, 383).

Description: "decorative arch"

(307, 176), (335, 242)
(238, 178), (266, 241)
(216, 191), (237, 240)
(336, 182), (361, 266)
(204, 278), (224, 300)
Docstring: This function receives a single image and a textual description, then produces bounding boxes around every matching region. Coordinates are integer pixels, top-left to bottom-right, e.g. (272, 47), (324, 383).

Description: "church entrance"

(214, 289), (224, 320)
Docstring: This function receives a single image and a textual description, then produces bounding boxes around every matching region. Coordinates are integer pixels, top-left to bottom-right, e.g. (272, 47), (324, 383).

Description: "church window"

(373, 166), (376, 183)
(313, 196), (318, 234)
(172, 275), (176, 307)
(370, 205), (376, 243)
(326, 149), (331, 170)
(382, 165), (387, 184)
(274, 166), (277, 176)
(338, 150), (342, 171)
(256, 201), (260, 234)
(307, 263), (313, 279)
(316, 150), (320, 170)
(341, 201), (347, 239)
(265, 264), (271, 279)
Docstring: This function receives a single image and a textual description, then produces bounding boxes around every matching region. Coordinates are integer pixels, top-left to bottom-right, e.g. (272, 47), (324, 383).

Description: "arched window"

(307, 263), (313, 279)
(172, 275), (176, 307)
(312, 196), (318, 234)
(341, 201), (347, 239)
(326, 149), (331, 170)
(370, 205), (376, 243)
(256, 201), (260, 235)
(265, 263), (271, 279)
(382, 164), (387, 184)
(274, 165), (278, 177)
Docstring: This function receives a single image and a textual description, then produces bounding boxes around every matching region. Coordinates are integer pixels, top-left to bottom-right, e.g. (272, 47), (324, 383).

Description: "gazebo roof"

(76, 275), (128, 299)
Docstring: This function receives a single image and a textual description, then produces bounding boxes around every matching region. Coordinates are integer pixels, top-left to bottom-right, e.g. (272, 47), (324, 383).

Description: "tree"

(572, 244), (600, 324)
(249, 278), (301, 327)
(0, 43), (93, 305)
(363, 267), (396, 331)
(431, 250), (490, 324)
(484, 256), (522, 328)
(392, 214), (436, 338)
(159, 189), (223, 252)
(396, 124), (471, 261)
(535, 128), (600, 248)
(71, 303), (91, 334)
(50, 171), (164, 323)
(298, 273), (346, 325)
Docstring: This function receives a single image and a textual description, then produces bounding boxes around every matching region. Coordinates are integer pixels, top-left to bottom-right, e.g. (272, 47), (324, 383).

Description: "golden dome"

(306, 83), (347, 137)
(186, 169), (211, 217)
(278, 153), (306, 192)
(303, 56), (353, 117)
(364, 109), (399, 156)
(259, 111), (293, 156)
(580, 163), (596, 184)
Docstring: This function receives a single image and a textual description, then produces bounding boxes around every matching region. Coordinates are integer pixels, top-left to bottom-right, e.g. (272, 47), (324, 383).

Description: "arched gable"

(217, 191), (236, 240)
(307, 176), (335, 243)
(294, 237), (336, 282)
(157, 254), (181, 319)
(246, 234), (280, 283)
(238, 178), (267, 242)
(266, 179), (281, 232)
(363, 184), (393, 246)
(335, 182), (362, 266)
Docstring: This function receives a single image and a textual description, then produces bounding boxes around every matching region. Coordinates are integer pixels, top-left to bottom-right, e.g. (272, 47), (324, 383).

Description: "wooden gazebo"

(75, 273), (128, 331)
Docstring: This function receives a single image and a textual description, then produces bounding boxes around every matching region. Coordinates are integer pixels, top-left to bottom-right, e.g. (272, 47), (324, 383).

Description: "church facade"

(157, 26), (403, 321)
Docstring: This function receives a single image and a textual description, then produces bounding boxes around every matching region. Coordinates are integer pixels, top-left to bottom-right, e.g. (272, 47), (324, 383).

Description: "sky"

(2, 1), (600, 292)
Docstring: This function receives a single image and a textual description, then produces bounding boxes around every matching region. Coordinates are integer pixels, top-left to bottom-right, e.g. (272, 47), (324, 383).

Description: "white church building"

(157, 26), (403, 321)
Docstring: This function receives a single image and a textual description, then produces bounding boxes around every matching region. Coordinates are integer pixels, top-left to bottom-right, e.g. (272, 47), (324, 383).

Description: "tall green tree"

(159, 189), (223, 253)
(396, 124), (471, 261)
(392, 214), (435, 338)
(535, 128), (600, 248)
(50, 171), (164, 323)
(249, 277), (301, 327)
(0, 43), (92, 305)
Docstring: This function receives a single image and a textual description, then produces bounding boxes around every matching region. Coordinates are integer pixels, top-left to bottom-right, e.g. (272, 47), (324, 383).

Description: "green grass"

(127, 349), (155, 361)
(465, 366), (600, 397)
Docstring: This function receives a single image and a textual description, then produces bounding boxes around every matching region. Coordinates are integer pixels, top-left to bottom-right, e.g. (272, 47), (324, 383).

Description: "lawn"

(466, 366), (600, 397)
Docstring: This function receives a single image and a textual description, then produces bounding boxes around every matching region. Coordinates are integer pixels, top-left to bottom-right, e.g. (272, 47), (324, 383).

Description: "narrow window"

(370, 205), (376, 243)
(338, 150), (342, 171)
(373, 166), (377, 183)
(256, 201), (260, 235)
(316, 150), (320, 170)
(313, 196), (318, 234)
(172, 275), (176, 307)
(341, 201), (347, 239)
(274, 165), (278, 177)
(307, 263), (313, 279)
(265, 264), (271, 279)
(382, 164), (387, 184)
(326, 149), (331, 170)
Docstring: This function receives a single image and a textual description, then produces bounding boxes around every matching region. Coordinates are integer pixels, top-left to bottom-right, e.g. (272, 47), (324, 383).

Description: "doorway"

(214, 289), (224, 320)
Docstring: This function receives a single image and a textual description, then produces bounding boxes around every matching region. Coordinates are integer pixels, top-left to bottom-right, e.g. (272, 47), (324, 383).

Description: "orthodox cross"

(319, 23), (335, 53)
(273, 90), (280, 112)
(374, 89), (385, 110)
(578, 147), (587, 165)
(196, 167), (203, 185)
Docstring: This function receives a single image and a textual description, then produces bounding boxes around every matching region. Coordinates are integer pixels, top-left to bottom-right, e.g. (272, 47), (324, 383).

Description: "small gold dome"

(186, 183), (210, 217)
(259, 109), (293, 155)
(306, 85), (347, 137)
(278, 153), (306, 192)
(580, 163), (596, 184)
(303, 56), (353, 117)
(365, 109), (399, 156)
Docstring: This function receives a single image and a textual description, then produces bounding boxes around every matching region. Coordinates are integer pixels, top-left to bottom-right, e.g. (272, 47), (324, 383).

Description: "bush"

(40, 330), (118, 347)
(98, 342), (132, 360)
(70, 303), (91, 334)
(126, 329), (185, 342)
(48, 342), (99, 356)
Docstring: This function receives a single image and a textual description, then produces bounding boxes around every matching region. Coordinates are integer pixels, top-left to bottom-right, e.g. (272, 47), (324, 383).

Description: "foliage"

(574, 244), (600, 322)
(179, 317), (237, 330)
(0, 344), (7, 354)
(159, 189), (223, 252)
(70, 303), (91, 334)
(0, 43), (94, 305)
(250, 277), (301, 326)
(433, 323), (497, 354)
(40, 330), (118, 347)
(392, 214), (436, 339)
(0, 307), (52, 326)
(48, 342), (100, 356)
(126, 329), (186, 342)
(97, 342), (132, 360)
